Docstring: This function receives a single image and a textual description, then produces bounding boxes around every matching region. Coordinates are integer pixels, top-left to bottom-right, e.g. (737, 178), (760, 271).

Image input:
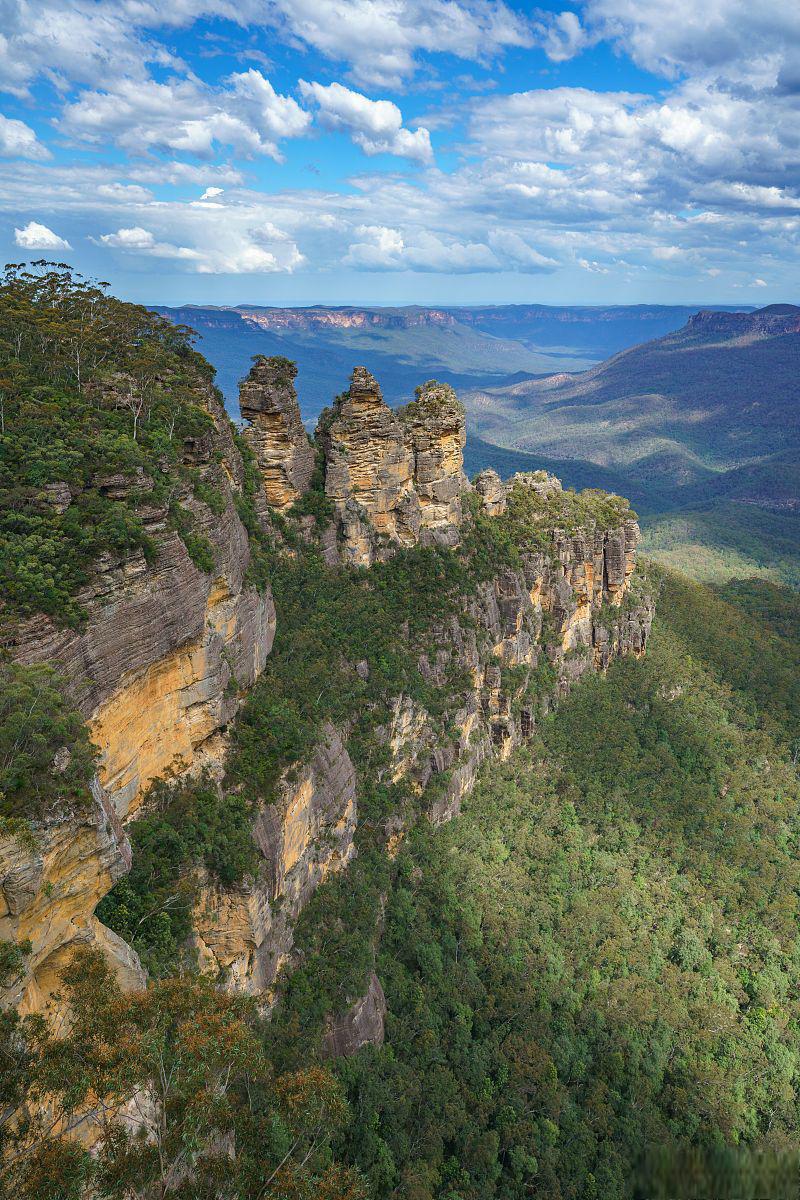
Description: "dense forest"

(2, 266), (800, 1199)
(260, 566), (800, 1199)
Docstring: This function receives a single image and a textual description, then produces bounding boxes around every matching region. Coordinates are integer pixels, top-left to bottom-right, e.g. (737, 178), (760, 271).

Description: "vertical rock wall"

(240, 357), (315, 511)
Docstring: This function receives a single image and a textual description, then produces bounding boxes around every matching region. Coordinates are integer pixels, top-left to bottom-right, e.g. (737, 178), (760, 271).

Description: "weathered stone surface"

(399, 380), (467, 547)
(9, 386), (276, 819)
(240, 356), (315, 511)
(372, 488), (653, 825)
(0, 778), (140, 1016)
(319, 368), (469, 564)
(321, 972), (387, 1058)
(321, 367), (419, 566)
(191, 724), (357, 999)
(473, 468), (506, 515)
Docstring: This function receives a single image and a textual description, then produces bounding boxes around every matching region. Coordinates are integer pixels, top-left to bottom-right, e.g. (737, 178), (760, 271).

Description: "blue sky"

(1, 0), (798, 306)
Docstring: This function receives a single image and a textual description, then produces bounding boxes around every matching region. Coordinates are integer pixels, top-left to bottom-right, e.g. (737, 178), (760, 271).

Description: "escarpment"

(177, 367), (652, 1014)
(8, 383), (275, 820)
(4, 345), (652, 1052)
(190, 724), (357, 996)
(3, 376), (275, 1016)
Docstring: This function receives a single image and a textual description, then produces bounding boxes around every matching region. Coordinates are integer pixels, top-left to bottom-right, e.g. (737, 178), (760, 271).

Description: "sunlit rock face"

(9, 386), (276, 821)
(381, 473), (652, 828)
(4, 385), (275, 1018)
(317, 368), (469, 565)
(400, 379), (468, 548)
(240, 356), (315, 511)
(2, 353), (653, 1030)
(320, 366), (420, 566)
(0, 779), (143, 1017)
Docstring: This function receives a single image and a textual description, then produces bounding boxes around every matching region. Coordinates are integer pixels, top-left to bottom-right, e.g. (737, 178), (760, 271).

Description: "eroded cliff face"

(400, 380), (468, 547)
(0, 780), (144, 1017)
(191, 458), (651, 1013)
(5, 357), (652, 1042)
(240, 357), (315, 511)
(190, 724), (356, 997)
(321, 367), (419, 565)
(377, 485), (652, 830)
(3, 384), (275, 1015)
(9, 386), (275, 820)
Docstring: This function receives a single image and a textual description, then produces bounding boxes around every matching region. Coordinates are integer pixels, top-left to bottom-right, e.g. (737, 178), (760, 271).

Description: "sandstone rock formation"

(4, 384), (276, 1016)
(191, 724), (357, 998)
(3, 356), (653, 1040)
(316, 368), (468, 565)
(320, 367), (419, 566)
(9, 385), (275, 820)
(321, 972), (387, 1058)
(376, 473), (653, 826)
(399, 380), (467, 547)
(473, 468), (507, 515)
(240, 356), (315, 510)
(0, 779), (144, 1017)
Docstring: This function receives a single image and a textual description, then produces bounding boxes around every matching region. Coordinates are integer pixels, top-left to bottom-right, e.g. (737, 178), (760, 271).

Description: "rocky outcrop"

(399, 380), (467, 547)
(3, 384), (276, 1019)
(240, 356), (315, 510)
(473, 468), (507, 516)
(321, 972), (387, 1058)
(320, 367), (419, 566)
(9, 386), (275, 820)
(191, 724), (357, 999)
(685, 303), (800, 340)
(316, 368), (468, 565)
(4, 354), (653, 1040)
(0, 779), (144, 1016)
(377, 475), (653, 825)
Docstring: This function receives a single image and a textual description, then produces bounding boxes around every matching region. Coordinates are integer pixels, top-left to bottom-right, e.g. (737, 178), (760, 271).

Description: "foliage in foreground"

(0, 946), (365, 1200)
(0, 660), (96, 822)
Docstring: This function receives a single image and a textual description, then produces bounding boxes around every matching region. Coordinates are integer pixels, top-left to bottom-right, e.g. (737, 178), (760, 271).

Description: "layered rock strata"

(399, 380), (468, 547)
(316, 369), (468, 565)
(379, 479), (653, 828)
(5, 359), (653, 1040)
(4, 384), (276, 1015)
(320, 367), (419, 565)
(240, 356), (315, 510)
(9, 385), (275, 819)
(0, 779), (144, 1017)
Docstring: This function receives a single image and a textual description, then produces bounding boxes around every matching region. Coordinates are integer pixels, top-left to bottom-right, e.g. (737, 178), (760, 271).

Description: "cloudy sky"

(2, 0), (798, 305)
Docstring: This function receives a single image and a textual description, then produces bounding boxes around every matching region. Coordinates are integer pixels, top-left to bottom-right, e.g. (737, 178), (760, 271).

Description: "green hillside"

(462, 306), (800, 481)
(270, 569), (800, 1199)
(641, 502), (800, 588)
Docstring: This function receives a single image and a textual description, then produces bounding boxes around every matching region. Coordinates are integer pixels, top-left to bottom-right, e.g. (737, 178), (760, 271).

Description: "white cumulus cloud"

(14, 220), (71, 248)
(62, 71), (310, 162)
(98, 226), (200, 259)
(0, 114), (49, 159)
(299, 81), (433, 163)
(268, 0), (533, 88)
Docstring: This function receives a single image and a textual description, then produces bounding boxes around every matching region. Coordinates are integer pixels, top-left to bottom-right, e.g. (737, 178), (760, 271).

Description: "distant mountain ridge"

(153, 301), (752, 419)
(460, 303), (800, 587)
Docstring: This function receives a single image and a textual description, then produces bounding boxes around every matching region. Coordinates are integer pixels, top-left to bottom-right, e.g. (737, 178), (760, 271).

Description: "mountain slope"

(154, 304), (597, 418)
(463, 305), (800, 487)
